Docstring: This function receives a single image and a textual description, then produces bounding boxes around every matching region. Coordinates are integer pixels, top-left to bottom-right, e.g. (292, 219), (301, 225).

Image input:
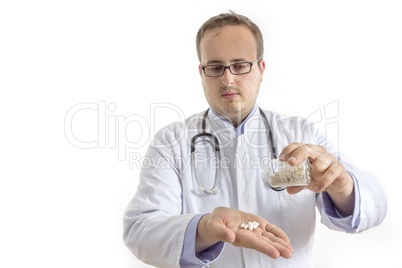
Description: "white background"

(1, 0), (401, 267)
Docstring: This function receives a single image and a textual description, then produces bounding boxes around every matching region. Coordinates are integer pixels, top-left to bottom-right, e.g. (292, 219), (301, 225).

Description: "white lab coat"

(123, 108), (386, 268)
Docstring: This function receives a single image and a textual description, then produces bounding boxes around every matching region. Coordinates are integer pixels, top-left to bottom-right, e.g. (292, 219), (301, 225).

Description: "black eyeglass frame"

(201, 59), (261, 77)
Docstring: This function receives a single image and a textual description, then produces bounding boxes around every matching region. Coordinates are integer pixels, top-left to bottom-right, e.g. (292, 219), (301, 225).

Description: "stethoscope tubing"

(191, 108), (285, 194)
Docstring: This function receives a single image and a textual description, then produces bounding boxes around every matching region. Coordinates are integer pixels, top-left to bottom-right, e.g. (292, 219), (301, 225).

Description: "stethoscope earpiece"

(212, 188), (220, 195)
(197, 185), (220, 195)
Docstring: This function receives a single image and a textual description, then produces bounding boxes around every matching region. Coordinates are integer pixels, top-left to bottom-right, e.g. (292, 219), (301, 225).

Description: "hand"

(278, 143), (353, 194)
(196, 207), (293, 259)
(279, 143), (355, 216)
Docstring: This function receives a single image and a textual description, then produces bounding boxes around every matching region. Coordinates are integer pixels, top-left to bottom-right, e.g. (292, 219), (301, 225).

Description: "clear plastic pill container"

(261, 159), (311, 187)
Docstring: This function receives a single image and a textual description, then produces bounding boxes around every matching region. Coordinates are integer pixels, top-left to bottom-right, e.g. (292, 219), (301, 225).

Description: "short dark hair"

(196, 10), (264, 62)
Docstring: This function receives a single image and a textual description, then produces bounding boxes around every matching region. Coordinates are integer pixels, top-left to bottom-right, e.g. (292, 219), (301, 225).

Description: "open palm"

(205, 207), (293, 259)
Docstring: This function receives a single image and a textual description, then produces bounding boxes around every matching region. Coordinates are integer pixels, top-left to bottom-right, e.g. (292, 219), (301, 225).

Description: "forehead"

(199, 25), (258, 64)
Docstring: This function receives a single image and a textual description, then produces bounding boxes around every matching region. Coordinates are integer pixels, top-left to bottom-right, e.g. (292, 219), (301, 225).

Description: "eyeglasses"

(201, 59), (261, 77)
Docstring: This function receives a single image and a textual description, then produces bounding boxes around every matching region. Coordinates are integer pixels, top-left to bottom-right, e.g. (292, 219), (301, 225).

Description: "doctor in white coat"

(123, 11), (387, 267)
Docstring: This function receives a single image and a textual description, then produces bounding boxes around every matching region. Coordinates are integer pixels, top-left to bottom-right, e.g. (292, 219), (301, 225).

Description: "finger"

(272, 242), (293, 259)
(312, 165), (342, 193)
(280, 144), (326, 166)
(311, 152), (337, 172)
(278, 143), (302, 162)
(309, 154), (338, 192)
(253, 237), (293, 259)
(290, 144), (326, 166)
(263, 232), (294, 258)
(312, 156), (329, 174)
(235, 232), (282, 259)
(286, 185), (306, 195)
(309, 154), (332, 185)
(264, 223), (290, 244)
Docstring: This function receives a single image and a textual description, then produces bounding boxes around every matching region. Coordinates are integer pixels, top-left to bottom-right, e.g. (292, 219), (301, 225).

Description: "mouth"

(221, 92), (240, 100)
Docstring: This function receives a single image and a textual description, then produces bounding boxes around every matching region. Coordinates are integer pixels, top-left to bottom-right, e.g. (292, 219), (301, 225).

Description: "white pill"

(279, 171), (285, 181)
(240, 223), (246, 228)
(297, 165), (303, 171)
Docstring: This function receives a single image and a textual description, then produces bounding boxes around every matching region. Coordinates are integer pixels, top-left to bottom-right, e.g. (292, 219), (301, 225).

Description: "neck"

(210, 104), (256, 128)
(225, 112), (247, 128)
(222, 106), (255, 128)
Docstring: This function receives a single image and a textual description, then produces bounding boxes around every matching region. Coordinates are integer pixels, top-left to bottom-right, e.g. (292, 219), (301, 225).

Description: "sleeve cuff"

(180, 214), (225, 267)
(322, 171), (361, 232)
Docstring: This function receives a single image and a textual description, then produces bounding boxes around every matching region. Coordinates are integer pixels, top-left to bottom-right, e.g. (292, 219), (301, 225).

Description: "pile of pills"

(264, 159), (311, 187)
(240, 221), (259, 231)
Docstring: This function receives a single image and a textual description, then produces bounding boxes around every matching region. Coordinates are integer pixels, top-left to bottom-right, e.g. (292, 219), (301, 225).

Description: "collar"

(210, 104), (258, 137)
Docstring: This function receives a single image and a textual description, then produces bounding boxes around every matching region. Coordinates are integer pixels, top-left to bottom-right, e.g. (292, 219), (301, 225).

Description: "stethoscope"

(191, 107), (286, 195)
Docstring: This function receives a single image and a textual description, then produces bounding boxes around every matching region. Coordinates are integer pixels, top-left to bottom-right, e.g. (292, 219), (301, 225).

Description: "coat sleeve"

(305, 119), (387, 233)
(123, 123), (196, 268)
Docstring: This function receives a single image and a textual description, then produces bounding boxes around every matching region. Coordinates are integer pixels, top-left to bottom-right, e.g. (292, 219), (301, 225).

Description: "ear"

(259, 59), (266, 82)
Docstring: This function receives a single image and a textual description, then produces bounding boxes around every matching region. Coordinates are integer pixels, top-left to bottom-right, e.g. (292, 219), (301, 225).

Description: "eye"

(232, 63), (248, 71)
(208, 65), (224, 73)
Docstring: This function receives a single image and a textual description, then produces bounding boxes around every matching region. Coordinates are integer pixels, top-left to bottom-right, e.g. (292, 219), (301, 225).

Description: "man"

(123, 11), (386, 267)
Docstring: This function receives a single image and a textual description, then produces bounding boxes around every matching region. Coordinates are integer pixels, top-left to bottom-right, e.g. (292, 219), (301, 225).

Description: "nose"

(221, 68), (234, 86)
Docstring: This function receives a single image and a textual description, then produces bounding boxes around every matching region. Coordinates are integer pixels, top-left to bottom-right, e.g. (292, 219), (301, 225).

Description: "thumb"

(211, 221), (236, 243)
(224, 228), (236, 243)
(286, 185), (306, 194)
